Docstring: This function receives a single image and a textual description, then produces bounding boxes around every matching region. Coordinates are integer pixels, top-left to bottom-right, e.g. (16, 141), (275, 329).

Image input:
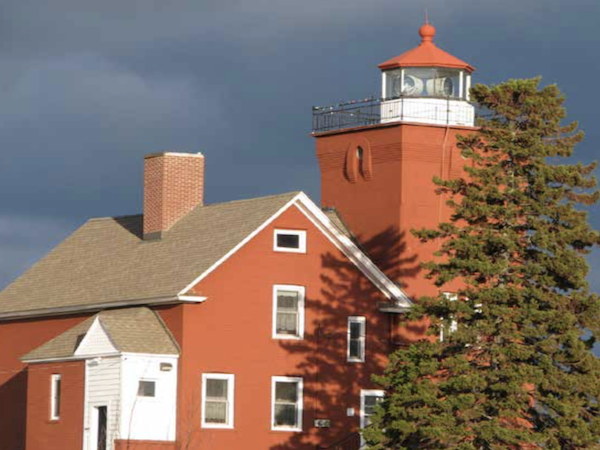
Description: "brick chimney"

(143, 152), (205, 240)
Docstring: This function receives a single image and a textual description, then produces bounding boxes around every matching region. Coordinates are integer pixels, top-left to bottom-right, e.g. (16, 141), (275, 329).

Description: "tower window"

(356, 147), (364, 160)
(274, 230), (306, 253)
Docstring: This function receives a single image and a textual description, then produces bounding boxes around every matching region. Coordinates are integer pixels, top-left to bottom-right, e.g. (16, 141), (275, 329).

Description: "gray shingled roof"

(0, 192), (299, 316)
(21, 307), (179, 362)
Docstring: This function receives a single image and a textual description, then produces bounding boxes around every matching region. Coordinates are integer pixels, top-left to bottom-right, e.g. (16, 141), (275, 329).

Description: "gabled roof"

(0, 191), (412, 320)
(21, 307), (179, 363)
(378, 23), (475, 72)
(0, 192), (298, 318)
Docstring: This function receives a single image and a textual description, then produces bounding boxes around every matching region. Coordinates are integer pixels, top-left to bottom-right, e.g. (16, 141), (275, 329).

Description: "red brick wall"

(0, 314), (90, 450)
(25, 361), (85, 450)
(177, 205), (394, 450)
(143, 153), (205, 237)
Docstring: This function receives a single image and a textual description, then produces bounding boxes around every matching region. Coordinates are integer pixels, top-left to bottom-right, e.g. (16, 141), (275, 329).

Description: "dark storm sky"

(1, 0), (599, 291)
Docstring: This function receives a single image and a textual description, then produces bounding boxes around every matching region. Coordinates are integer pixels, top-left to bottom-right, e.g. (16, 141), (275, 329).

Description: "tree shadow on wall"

(270, 227), (420, 450)
(0, 368), (28, 450)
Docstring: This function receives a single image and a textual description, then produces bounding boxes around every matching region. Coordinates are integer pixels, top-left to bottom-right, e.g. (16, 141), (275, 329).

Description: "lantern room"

(378, 22), (475, 127)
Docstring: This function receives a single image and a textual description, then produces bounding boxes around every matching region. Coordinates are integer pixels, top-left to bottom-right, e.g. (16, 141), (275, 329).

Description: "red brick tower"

(313, 22), (476, 299)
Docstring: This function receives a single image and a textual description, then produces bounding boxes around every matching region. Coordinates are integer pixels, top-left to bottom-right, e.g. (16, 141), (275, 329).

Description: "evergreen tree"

(364, 78), (600, 449)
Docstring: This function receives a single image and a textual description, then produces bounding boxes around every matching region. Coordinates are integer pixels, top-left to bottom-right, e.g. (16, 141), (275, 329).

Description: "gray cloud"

(0, 0), (599, 290)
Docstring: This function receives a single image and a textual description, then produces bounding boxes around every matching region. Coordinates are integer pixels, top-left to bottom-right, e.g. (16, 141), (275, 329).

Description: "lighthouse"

(313, 22), (476, 299)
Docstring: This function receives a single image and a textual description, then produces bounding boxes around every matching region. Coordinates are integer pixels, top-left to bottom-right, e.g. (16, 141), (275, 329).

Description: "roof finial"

(419, 13), (436, 43)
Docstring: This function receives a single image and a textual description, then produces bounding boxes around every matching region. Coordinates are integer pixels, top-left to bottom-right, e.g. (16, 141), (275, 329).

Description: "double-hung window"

(50, 374), (61, 421)
(274, 230), (306, 253)
(347, 317), (366, 362)
(201, 374), (235, 429)
(360, 389), (385, 430)
(271, 376), (303, 431)
(273, 285), (305, 339)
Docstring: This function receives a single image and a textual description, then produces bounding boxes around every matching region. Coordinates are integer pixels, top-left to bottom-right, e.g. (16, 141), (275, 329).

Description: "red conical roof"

(378, 23), (475, 72)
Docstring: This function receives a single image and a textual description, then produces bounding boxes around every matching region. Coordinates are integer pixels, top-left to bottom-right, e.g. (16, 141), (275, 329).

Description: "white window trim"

(272, 285), (305, 340)
(137, 379), (158, 399)
(50, 374), (61, 421)
(273, 229), (307, 253)
(271, 376), (303, 432)
(201, 373), (235, 429)
(347, 316), (366, 363)
(360, 389), (385, 430)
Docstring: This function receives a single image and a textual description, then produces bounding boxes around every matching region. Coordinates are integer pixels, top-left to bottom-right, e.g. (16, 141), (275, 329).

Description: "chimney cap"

(144, 152), (204, 160)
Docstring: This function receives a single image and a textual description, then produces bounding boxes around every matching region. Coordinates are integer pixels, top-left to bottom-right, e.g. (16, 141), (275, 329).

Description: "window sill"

(273, 334), (303, 340)
(201, 423), (234, 430)
(271, 426), (303, 433)
(347, 358), (365, 363)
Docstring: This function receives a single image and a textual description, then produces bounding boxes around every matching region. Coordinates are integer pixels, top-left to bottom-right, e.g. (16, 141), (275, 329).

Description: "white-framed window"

(347, 316), (366, 362)
(137, 380), (156, 398)
(360, 389), (385, 430)
(272, 285), (305, 340)
(274, 229), (307, 253)
(440, 292), (458, 342)
(50, 374), (61, 421)
(201, 373), (235, 429)
(271, 376), (303, 431)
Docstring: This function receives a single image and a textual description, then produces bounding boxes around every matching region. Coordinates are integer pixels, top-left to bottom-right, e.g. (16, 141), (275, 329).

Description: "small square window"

(138, 380), (156, 397)
(274, 230), (306, 253)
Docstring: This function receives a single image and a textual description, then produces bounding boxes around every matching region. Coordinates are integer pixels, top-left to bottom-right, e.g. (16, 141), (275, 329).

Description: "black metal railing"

(312, 97), (381, 133)
(312, 95), (477, 133)
(316, 431), (362, 450)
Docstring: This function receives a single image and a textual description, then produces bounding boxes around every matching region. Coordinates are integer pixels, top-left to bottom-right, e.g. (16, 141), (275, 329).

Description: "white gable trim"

(179, 192), (412, 307)
(178, 195), (301, 295)
(74, 317), (119, 357)
(293, 193), (411, 307)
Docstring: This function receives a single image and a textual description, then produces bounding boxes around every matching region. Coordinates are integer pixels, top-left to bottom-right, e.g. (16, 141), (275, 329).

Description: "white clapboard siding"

(83, 356), (122, 450)
(120, 355), (178, 442)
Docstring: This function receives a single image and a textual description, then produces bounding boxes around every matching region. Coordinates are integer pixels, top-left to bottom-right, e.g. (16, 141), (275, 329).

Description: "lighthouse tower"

(313, 22), (476, 299)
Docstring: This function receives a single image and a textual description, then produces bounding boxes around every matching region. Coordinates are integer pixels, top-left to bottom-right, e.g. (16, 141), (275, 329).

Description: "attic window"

(274, 230), (306, 253)
(138, 380), (156, 397)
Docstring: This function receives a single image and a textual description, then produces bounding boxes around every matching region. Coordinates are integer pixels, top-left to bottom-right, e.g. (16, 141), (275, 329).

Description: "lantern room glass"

(384, 68), (469, 100)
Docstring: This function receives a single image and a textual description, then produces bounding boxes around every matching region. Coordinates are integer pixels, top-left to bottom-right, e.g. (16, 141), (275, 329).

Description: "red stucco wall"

(0, 314), (89, 450)
(25, 361), (85, 450)
(177, 205), (394, 449)
(316, 122), (475, 300)
(114, 439), (176, 450)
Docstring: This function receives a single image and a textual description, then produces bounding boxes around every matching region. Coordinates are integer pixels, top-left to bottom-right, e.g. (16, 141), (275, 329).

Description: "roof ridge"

(87, 191), (302, 222)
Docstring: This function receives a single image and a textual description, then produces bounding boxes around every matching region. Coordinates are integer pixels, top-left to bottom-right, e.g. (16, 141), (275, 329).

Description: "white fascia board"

(177, 295), (207, 303)
(293, 193), (412, 307)
(177, 194), (303, 295)
(22, 352), (121, 364)
(0, 295), (187, 321)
